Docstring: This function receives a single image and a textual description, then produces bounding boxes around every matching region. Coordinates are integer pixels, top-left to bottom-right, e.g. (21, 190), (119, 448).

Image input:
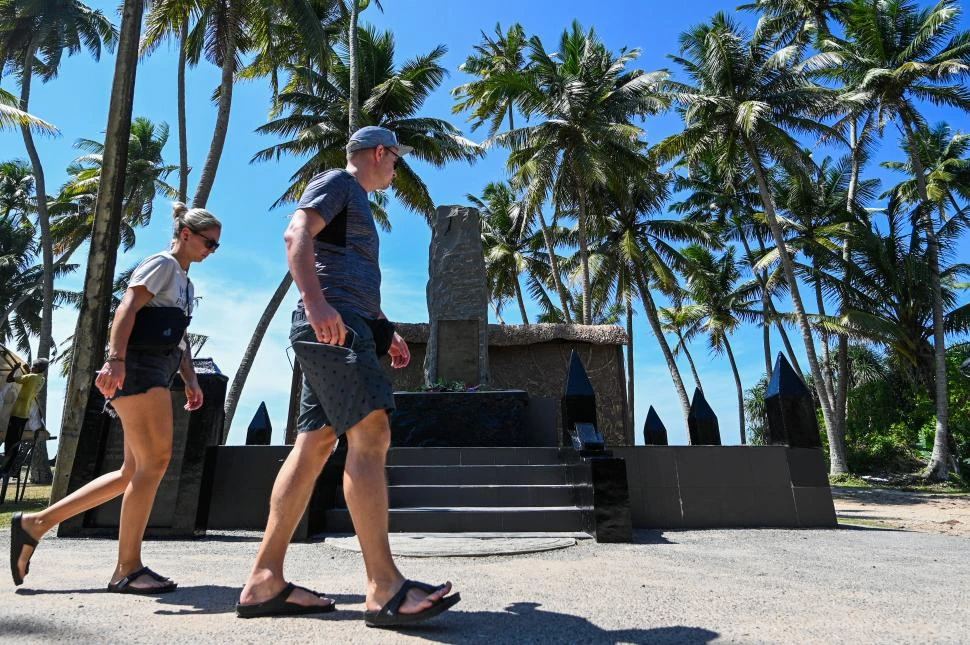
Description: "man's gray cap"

(346, 126), (413, 156)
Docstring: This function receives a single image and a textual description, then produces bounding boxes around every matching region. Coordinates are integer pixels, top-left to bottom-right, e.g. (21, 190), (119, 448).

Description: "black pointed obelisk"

(643, 406), (669, 445)
(561, 350), (599, 448)
(246, 401), (273, 445)
(765, 353), (821, 448)
(687, 388), (721, 445)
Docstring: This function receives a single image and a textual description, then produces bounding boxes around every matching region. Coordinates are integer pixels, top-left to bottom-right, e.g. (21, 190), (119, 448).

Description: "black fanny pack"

(365, 318), (396, 358)
(127, 306), (190, 351)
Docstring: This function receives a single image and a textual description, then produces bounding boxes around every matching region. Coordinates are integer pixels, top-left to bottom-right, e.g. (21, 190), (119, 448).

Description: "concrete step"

(386, 447), (578, 466)
(324, 506), (590, 533)
(386, 464), (587, 486)
(336, 484), (592, 508)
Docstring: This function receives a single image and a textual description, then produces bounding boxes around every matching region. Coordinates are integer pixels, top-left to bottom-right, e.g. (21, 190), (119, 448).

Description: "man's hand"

(388, 332), (410, 369)
(184, 378), (204, 411)
(305, 300), (347, 346)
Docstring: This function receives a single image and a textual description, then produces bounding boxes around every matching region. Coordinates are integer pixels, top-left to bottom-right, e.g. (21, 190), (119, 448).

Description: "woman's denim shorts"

(105, 348), (183, 416)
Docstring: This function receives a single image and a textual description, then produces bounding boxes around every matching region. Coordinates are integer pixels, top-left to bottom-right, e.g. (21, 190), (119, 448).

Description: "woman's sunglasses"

(193, 230), (220, 251)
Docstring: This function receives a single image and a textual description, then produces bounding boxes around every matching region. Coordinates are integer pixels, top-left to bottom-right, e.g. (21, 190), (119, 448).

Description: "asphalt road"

(2, 527), (968, 644)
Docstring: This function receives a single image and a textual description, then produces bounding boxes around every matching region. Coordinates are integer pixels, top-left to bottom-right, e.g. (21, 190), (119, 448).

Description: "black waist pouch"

(127, 306), (191, 351)
(365, 318), (396, 358)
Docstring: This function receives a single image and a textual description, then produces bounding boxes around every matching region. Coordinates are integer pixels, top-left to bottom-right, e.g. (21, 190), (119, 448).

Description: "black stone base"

(390, 390), (529, 447)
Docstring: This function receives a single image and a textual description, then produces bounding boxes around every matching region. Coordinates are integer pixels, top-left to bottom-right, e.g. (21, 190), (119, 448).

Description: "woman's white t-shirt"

(129, 251), (194, 316)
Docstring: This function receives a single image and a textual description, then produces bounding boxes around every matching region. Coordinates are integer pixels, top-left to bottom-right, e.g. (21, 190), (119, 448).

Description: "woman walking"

(10, 203), (222, 594)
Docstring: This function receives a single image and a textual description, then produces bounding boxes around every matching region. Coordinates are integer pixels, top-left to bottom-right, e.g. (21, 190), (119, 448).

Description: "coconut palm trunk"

(625, 289), (635, 435)
(814, 276), (836, 408)
(537, 205), (572, 323)
(723, 336), (745, 444)
(740, 233), (803, 375)
(576, 187), (593, 324)
(18, 44), (54, 414)
(177, 21), (189, 203)
(348, 0), (361, 133)
(680, 334), (704, 391)
(192, 1), (238, 208)
(53, 0), (144, 504)
(901, 119), (952, 480)
(514, 278), (529, 324)
(835, 120), (861, 449)
(634, 268), (691, 423)
(223, 272), (293, 439)
(744, 139), (845, 473)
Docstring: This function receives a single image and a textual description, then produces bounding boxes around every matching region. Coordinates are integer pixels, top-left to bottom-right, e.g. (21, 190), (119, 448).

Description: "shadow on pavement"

(151, 585), (365, 616)
(378, 601), (718, 644)
(631, 530), (675, 545)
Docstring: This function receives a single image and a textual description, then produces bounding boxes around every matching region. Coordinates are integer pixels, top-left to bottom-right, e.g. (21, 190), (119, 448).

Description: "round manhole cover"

(326, 534), (578, 557)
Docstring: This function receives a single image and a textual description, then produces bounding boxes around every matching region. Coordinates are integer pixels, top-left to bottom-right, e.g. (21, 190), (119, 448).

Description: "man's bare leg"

(343, 410), (453, 614)
(239, 428), (337, 608)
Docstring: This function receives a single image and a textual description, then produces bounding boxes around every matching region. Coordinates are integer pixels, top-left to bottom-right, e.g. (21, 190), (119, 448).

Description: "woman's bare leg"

(107, 386), (174, 591)
(15, 424), (137, 582)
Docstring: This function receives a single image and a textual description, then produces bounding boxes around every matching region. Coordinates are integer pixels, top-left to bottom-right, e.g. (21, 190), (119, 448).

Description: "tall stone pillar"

(424, 205), (490, 388)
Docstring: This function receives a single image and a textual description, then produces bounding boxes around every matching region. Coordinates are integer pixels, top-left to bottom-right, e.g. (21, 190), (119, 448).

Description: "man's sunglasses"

(385, 147), (402, 168)
(193, 229), (220, 251)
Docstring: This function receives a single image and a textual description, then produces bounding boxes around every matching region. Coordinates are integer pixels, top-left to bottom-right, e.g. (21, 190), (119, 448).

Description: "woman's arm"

(179, 345), (203, 411)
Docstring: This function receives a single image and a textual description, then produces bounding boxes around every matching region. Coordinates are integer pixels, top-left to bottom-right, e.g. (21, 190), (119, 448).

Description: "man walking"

(4, 359), (48, 455)
(237, 127), (460, 627)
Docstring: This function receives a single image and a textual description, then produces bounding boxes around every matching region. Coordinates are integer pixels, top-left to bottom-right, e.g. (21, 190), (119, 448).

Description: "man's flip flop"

(236, 582), (337, 618)
(10, 512), (38, 586)
(364, 579), (461, 628)
(106, 566), (178, 594)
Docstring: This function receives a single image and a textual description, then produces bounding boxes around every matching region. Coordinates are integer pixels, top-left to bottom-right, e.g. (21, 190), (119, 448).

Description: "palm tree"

(0, 0), (116, 420)
(64, 117), (178, 226)
(2, 117), (177, 323)
(670, 150), (804, 378)
(740, 0), (847, 44)
(836, 200), (969, 467)
(659, 303), (705, 392)
(657, 13), (845, 470)
(681, 245), (762, 444)
(495, 21), (670, 325)
(253, 25), (481, 211)
(0, 158), (34, 222)
(452, 22), (530, 136)
(471, 181), (534, 324)
(822, 0), (970, 479)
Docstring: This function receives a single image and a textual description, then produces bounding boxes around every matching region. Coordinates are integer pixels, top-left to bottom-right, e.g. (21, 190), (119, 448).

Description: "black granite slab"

(391, 390), (528, 447)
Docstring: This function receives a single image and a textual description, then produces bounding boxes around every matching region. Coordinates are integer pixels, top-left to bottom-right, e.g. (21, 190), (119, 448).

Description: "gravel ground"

(2, 525), (969, 644)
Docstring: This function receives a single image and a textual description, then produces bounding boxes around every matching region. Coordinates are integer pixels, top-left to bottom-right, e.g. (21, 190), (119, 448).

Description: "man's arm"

(284, 208), (346, 346)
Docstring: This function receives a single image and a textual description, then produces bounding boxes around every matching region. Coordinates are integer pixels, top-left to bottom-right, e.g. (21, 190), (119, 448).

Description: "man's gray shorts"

(290, 308), (395, 436)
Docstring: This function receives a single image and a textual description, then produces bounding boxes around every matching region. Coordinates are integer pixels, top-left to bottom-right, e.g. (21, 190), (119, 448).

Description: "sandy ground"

(832, 486), (970, 538)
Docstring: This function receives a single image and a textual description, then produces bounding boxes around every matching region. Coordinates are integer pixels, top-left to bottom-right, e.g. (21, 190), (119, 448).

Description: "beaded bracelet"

(105, 355), (125, 363)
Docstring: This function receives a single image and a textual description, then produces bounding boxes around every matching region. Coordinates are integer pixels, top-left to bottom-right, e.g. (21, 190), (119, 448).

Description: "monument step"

(386, 464), (587, 486)
(386, 447), (577, 467)
(324, 506), (589, 533)
(335, 484), (591, 508)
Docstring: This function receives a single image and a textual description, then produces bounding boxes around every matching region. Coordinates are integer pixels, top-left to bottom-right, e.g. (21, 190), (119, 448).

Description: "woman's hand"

(95, 360), (126, 398)
(184, 378), (204, 411)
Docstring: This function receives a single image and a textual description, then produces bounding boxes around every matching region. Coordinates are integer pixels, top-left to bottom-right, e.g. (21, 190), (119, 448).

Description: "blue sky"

(2, 0), (968, 450)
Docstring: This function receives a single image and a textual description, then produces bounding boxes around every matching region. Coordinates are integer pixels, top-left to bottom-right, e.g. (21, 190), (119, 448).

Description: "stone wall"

(389, 323), (631, 446)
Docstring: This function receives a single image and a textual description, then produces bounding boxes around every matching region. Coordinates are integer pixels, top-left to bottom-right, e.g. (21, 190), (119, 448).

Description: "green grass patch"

(829, 474), (871, 488)
(0, 484), (51, 529)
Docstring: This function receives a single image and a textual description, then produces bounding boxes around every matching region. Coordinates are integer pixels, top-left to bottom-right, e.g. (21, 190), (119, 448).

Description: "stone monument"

(423, 205), (490, 388)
